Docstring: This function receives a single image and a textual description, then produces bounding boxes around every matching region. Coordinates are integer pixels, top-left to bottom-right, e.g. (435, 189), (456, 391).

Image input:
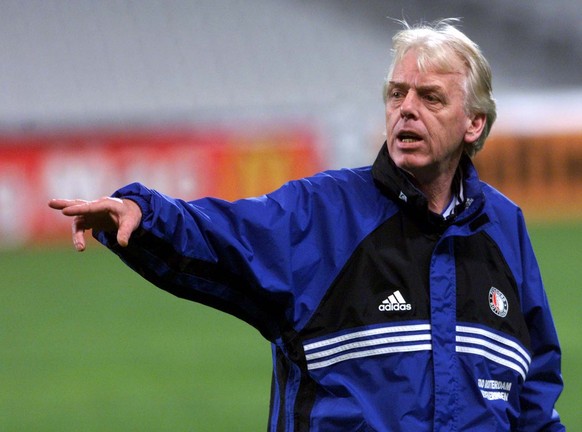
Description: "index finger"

(48, 198), (89, 210)
(50, 197), (124, 217)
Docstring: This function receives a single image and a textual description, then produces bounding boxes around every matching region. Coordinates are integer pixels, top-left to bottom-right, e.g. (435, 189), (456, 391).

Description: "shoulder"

(276, 167), (375, 201)
(480, 182), (523, 222)
(297, 165), (374, 189)
(263, 165), (397, 234)
(268, 165), (377, 204)
(297, 165), (396, 217)
(479, 181), (532, 254)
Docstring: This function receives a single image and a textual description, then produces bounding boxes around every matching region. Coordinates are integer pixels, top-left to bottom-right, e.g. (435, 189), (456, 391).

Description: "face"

(385, 49), (485, 184)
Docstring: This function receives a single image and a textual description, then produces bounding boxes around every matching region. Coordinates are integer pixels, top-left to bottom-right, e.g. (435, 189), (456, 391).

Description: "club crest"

(489, 286), (508, 318)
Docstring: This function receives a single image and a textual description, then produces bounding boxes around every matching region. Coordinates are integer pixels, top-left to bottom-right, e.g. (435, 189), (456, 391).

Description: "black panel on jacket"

(455, 232), (531, 350)
(300, 212), (438, 340)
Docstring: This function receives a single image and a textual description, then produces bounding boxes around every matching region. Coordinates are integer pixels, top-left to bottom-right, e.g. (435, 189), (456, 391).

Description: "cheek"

(384, 108), (399, 133)
(384, 105), (391, 121)
(439, 113), (470, 141)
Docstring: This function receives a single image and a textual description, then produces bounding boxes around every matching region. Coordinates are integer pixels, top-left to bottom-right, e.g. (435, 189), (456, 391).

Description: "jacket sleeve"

(515, 211), (565, 431)
(93, 181), (315, 341)
(93, 169), (383, 341)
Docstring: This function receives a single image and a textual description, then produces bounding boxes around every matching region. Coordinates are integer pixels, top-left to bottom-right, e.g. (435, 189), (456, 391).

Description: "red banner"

(0, 125), (321, 247)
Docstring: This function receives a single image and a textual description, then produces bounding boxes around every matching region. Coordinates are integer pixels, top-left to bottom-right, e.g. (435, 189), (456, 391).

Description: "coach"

(50, 19), (565, 431)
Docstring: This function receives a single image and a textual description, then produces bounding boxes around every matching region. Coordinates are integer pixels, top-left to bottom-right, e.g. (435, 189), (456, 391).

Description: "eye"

(389, 89), (405, 100)
(423, 93), (440, 103)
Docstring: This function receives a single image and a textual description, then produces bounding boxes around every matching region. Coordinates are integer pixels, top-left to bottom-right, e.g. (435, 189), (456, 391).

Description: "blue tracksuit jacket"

(96, 145), (564, 431)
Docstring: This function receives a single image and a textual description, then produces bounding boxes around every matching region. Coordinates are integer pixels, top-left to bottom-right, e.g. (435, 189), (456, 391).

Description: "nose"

(400, 92), (419, 119)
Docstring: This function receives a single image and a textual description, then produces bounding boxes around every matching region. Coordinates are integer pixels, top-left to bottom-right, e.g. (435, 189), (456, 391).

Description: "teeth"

(398, 132), (421, 142)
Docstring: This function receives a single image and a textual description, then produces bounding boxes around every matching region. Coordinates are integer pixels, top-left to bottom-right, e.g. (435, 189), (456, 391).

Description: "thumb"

(113, 198), (142, 247)
(116, 220), (135, 247)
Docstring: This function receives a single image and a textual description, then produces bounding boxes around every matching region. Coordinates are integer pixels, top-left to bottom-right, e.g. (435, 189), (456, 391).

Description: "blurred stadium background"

(1, 0), (581, 430)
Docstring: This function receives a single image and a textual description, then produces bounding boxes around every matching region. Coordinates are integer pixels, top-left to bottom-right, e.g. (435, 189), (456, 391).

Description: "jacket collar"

(371, 143), (485, 230)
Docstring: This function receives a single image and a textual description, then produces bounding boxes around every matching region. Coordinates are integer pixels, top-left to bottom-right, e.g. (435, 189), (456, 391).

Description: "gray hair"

(384, 19), (497, 157)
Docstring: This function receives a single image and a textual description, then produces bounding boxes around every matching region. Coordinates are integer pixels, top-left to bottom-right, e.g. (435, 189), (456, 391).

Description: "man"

(50, 19), (565, 431)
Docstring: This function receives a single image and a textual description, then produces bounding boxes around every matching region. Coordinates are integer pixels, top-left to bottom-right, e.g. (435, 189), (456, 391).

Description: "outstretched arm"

(48, 197), (142, 252)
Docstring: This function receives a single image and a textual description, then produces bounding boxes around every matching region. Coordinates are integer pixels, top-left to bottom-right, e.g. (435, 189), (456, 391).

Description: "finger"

(48, 198), (88, 211)
(116, 225), (131, 247)
(59, 197), (123, 217)
(72, 216), (87, 252)
(116, 216), (139, 248)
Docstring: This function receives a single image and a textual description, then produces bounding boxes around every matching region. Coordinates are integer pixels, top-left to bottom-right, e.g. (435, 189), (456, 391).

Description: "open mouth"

(397, 131), (423, 143)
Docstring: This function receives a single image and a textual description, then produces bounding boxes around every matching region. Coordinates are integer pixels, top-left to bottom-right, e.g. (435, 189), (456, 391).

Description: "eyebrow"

(387, 81), (446, 94)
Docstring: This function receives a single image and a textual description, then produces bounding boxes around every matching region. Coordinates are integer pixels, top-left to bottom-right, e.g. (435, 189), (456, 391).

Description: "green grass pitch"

(1, 221), (580, 430)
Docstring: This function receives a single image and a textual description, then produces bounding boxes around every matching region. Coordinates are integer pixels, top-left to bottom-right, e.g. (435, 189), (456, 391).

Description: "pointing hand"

(48, 197), (142, 252)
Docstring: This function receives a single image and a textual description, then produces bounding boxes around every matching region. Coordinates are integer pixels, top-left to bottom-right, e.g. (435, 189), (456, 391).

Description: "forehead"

(391, 50), (466, 90)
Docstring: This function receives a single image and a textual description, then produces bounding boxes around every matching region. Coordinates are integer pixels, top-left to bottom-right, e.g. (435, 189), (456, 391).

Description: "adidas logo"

(378, 290), (412, 312)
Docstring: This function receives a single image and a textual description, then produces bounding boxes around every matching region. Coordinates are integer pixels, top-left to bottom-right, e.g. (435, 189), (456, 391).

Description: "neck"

(417, 178), (454, 214)
(407, 162), (461, 214)
(408, 153), (464, 214)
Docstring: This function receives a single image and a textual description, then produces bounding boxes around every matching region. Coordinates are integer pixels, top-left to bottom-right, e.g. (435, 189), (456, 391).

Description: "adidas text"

(378, 290), (412, 312)
(378, 302), (412, 312)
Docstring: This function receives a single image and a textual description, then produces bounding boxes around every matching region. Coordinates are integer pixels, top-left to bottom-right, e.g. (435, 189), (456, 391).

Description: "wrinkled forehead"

(390, 45), (468, 79)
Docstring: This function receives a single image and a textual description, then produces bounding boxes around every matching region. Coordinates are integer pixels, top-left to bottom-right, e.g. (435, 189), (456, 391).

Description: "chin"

(392, 153), (429, 172)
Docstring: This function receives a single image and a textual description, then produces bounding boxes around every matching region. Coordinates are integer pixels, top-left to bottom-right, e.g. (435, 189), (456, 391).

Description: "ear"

(464, 113), (487, 144)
